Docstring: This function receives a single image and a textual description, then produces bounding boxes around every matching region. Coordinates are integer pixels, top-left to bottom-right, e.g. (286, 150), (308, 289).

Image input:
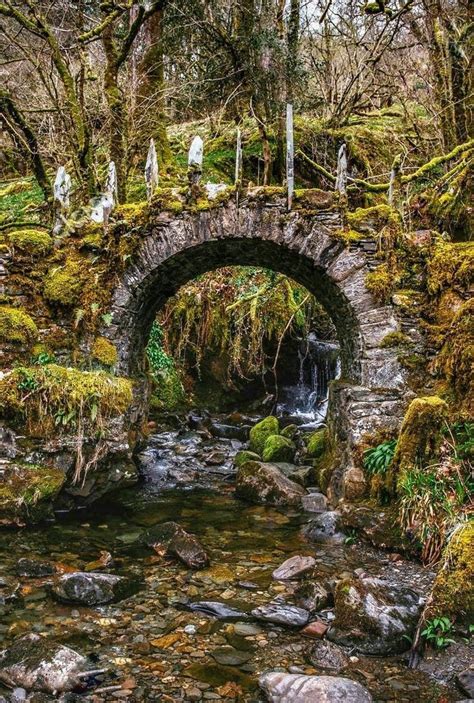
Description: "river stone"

(0, 634), (86, 693)
(272, 555), (315, 581)
(288, 466), (312, 486)
(307, 640), (349, 672)
(251, 603), (310, 627)
(188, 601), (250, 621)
(259, 673), (373, 702)
(301, 492), (328, 513)
(457, 670), (474, 698)
(142, 521), (209, 569)
(51, 572), (140, 606)
(210, 645), (253, 666)
(236, 461), (306, 507)
(233, 622), (262, 636)
(16, 559), (56, 578)
(303, 511), (345, 543)
(293, 580), (330, 612)
(328, 576), (423, 654)
(210, 423), (250, 441)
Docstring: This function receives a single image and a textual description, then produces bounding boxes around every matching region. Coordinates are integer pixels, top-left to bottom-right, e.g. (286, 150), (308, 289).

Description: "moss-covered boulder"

(280, 424), (298, 440)
(0, 462), (65, 526)
(7, 228), (52, 256)
(262, 435), (296, 463)
(91, 337), (118, 367)
(306, 428), (327, 459)
(431, 521), (474, 621)
(433, 299), (473, 411)
(249, 416), (279, 455)
(0, 306), (38, 345)
(328, 576), (422, 655)
(235, 461), (306, 507)
(390, 396), (448, 492)
(427, 240), (473, 295)
(234, 450), (261, 468)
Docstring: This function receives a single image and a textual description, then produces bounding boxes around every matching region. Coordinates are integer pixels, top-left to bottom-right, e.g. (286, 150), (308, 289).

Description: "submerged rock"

(301, 492), (327, 513)
(16, 559), (56, 578)
(51, 572), (140, 606)
(210, 645), (253, 666)
(328, 576), (422, 654)
(187, 601), (250, 621)
(0, 634), (86, 693)
(235, 461), (306, 507)
(272, 555), (315, 581)
(143, 521), (209, 569)
(259, 672), (372, 702)
(251, 602), (310, 627)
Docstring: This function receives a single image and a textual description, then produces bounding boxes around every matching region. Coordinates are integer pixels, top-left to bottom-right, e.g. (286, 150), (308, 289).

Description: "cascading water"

(276, 332), (340, 428)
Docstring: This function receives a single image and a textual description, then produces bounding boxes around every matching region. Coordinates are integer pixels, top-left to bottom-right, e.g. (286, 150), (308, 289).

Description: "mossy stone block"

(249, 416), (279, 456)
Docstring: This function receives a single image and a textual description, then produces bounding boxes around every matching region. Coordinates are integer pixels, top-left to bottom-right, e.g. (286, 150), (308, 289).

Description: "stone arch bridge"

(106, 189), (414, 498)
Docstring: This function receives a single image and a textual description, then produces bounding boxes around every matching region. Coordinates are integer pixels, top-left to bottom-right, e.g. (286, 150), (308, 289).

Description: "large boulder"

(142, 521), (209, 569)
(259, 673), (372, 702)
(0, 635), (86, 693)
(236, 461), (306, 507)
(249, 416), (279, 455)
(51, 572), (140, 606)
(328, 576), (422, 654)
(262, 435), (296, 463)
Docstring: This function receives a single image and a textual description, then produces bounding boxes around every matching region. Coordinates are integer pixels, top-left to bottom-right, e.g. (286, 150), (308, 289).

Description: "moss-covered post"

(286, 103), (294, 210)
(387, 396), (448, 494)
(145, 139), (159, 202)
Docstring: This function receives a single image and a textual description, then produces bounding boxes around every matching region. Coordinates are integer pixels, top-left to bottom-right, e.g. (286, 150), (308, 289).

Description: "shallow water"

(0, 424), (464, 702)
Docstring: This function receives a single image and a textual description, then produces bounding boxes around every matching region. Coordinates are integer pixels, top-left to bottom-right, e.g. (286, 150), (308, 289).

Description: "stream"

(0, 412), (468, 702)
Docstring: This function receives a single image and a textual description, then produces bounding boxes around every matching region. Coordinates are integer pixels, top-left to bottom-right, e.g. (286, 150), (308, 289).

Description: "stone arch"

(108, 198), (409, 498)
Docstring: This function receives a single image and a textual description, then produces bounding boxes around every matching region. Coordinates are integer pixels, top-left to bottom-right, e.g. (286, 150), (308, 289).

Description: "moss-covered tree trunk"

(139, 8), (171, 168)
(102, 27), (127, 203)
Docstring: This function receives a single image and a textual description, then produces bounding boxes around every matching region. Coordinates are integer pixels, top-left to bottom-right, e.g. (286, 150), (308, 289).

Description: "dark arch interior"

(121, 237), (363, 382)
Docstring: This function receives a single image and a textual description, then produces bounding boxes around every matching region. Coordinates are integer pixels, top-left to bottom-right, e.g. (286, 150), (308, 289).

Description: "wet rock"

(259, 672), (373, 702)
(294, 580), (330, 612)
(187, 601), (250, 621)
(51, 572), (140, 606)
(251, 602), (310, 627)
(233, 622), (262, 636)
(143, 521), (209, 569)
(301, 492), (327, 513)
(0, 462), (65, 527)
(272, 555), (315, 581)
(338, 503), (411, 552)
(328, 576), (422, 654)
(210, 646), (253, 666)
(300, 620), (328, 638)
(262, 435), (296, 463)
(209, 423), (250, 441)
(233, 450), (260, 468)
(16, 559), (56, 578)
(235, 461), (306, 507)
(287, 466), (312, 486)
(457, 669), (474, 698)
(303, 511), (344, 543)
(307, 641), (349, 672)
(0, 634), (86, 693)
(203, 451), (225, 466)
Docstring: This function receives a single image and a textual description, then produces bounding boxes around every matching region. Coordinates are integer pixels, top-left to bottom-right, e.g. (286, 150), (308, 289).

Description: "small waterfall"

(276, 332), (340, 428)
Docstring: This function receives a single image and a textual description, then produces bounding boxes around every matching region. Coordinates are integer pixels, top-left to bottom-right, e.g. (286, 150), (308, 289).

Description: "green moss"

(293, 189), (336, 210)
(365, 263), (399, 303)
(249, 416), (279, 455)
(91, 337), (118, 367)
(44, 258), (87, 306)
(433, 298), (473, 410)
(280, 424), (298, 440)
(380, 331), (412, 348)
(0, 306), (38, 345)
(347, 204), (400, 233)
(0, 364), (133, 436)
(390, 396), (448, 493)
(0, 462), (65, 525)
(7, 228), (52, 255)
(306, 428), (327, 459)
(431, 521), (474, 621)
(427, 240), (473, 295)
(234, 450), (261, 468)
(262, 434), (296, 463)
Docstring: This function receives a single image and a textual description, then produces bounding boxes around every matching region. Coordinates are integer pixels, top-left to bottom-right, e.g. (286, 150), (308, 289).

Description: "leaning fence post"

(335, 143), (348, 196)
(53, 166), (71, 234)
(145, 138), (159, 202)
(188, 136), (203, 186)
(286, 104), (294, 210)
(235, 128), (243, 186)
